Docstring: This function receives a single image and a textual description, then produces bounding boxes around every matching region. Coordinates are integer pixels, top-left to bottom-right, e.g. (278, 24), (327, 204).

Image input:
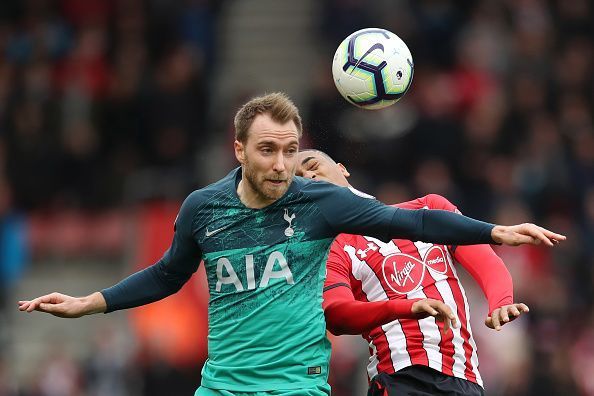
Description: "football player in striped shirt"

(19, 94), (561, 396)
(296, 149), (530, 396)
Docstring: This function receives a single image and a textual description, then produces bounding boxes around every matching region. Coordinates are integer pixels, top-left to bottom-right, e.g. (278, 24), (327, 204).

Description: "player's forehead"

(247, 113), (299, 145)
(298, 151), (332, 167)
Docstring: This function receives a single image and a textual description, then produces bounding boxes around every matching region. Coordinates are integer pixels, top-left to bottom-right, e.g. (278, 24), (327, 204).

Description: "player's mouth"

(266, 179), (286, 186)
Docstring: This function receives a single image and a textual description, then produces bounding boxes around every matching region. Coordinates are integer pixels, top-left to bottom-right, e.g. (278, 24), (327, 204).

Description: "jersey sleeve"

(101, 192), (203, 313)
(324, 237), (353, 291)
(424, 195), (514, 314)
(424, 194), (460, 213)
(302, 181), (495, 245)
(323, 285), (421, 335)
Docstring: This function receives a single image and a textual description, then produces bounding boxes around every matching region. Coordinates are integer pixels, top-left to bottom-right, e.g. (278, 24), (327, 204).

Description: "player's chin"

(263, 182), (289, 198)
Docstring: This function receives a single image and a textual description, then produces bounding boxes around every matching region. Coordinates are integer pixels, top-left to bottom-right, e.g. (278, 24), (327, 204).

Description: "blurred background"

(0, 0), (593, 395)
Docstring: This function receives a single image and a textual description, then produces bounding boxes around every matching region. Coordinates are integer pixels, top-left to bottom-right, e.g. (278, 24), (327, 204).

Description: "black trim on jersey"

(323, 283), (351, 292)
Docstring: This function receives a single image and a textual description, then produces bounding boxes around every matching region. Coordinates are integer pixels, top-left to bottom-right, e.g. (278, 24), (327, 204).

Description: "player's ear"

(337, 163), (350, 178)
(234, 140), (246, 164)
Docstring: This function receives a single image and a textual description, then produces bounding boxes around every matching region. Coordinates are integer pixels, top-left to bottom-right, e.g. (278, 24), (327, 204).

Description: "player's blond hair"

(234, 92), (303, 143)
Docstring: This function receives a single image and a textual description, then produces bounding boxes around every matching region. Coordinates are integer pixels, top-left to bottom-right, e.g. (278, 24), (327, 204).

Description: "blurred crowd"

(312, 1), (594, 395)
(0, 0), (221, 213)
(1, 0), (593, 395)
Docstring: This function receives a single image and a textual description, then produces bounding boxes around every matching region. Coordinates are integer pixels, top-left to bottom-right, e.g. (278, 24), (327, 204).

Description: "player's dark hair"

(234, 92), (303, 143)
(299, 149), (337, 165)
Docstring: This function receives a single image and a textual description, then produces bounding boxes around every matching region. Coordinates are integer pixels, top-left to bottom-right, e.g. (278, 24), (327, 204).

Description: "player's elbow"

(326, 325), (343, 336)
(326, 322), (358, 336)
(324, 310), (342, 335)
(153, 261), (192, 294)
(324, 309), (360, 336)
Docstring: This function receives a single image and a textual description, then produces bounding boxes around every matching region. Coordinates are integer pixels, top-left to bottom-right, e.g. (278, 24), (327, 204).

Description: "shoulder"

(328, 233), (360, 264)
(181, 185), (222, 210)
(186, 168), (239, 204)
(200, 168), (239, 195)
(179, 169), (239, 218)
(292, 176), (333, 193)
(395, 194), (458, 212)
(331, 232), (373, 254)
(295, 177), (374, 201)
(422, 194), (458, 212)
(331, 232), (356, 248)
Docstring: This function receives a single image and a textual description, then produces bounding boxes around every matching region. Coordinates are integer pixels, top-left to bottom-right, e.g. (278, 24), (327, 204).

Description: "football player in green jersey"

(19, 93), (565, 395)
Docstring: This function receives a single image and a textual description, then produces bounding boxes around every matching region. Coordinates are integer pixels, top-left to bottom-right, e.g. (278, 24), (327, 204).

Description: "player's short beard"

(244, 159), (292, 202)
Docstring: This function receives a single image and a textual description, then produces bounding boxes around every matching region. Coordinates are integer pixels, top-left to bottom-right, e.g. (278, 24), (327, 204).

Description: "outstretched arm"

(306, 182), (566, 247)
(17, 192), (203, 316)
(390, 208), (565, 247)
(454, 244), (530, 330)
(100, 256), (199, 312)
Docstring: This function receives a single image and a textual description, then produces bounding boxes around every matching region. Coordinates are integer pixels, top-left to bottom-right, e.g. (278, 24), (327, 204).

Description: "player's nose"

(272, 152), (286, 172)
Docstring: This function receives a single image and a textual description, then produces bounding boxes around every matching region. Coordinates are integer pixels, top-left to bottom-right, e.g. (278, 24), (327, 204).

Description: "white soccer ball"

(332, 28), (414, 110)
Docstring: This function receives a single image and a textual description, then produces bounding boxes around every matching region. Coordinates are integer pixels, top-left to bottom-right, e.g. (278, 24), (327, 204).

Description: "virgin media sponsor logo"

(381, 246), (449, 294)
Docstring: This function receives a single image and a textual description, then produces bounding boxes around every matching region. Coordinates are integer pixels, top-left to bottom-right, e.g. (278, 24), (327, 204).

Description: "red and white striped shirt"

(324, 194), (514, 387)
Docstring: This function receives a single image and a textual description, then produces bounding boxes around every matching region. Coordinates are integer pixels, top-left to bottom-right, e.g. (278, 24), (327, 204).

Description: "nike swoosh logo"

(351, 43), (385, 73)
(205, 225), (230, 237)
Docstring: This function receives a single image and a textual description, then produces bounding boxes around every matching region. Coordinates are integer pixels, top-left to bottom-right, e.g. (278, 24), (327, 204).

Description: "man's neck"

(237, 179), (275, 209)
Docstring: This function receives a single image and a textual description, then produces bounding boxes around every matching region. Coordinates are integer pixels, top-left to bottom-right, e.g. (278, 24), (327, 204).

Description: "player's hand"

(485, 303), (529, 331)
(411, 298), (458, 334)
(17, 292), (106, 318)
(491, 223), (566, 247)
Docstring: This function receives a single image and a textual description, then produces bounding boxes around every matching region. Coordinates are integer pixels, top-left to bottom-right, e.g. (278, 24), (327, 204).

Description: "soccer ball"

(332, 28), (414, 110)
